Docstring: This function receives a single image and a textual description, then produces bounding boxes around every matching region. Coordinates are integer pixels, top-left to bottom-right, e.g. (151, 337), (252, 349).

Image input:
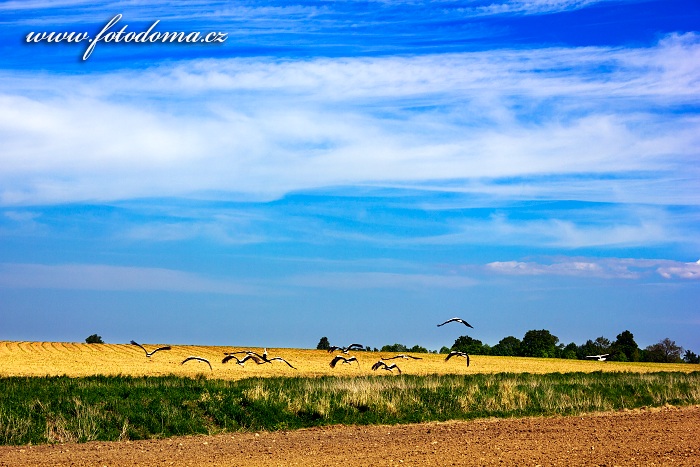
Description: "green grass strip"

(1, 371), (699, 445)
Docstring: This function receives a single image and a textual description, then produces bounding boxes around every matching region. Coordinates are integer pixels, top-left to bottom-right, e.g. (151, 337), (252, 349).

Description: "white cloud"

(657, 260), (700, 280)
(485, 257), (700, 280)
(487, 259), (605, 276)
(383, 204), (681, 249)
(0, 35), (699, 206)
(471, 0), (626, 16)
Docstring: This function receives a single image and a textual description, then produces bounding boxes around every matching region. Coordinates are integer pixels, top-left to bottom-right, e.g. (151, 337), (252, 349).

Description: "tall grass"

(1, 371), (698, 445)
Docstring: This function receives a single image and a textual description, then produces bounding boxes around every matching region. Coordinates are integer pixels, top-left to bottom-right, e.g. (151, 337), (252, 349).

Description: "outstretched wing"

(384, 354), (421, 360)
(371, 360), (385, 371)
(241, 354), (263, 364)
(270, 357), (297, 369)
(437, 318), (459, 327)
(246, 350), (266, 360)
(346, 343), (364, 351)
(150, 346), (171, 355)
(437, 317), (473, 328)
(130, 340), (148, 354)
(381, 355), (401, 360)
(329, 355), (344, 368)
(182, 356), (212, 370)
(222, 354), (239, 364)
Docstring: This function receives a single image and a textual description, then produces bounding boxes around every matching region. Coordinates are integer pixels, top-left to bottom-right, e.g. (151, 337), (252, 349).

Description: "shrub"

(85, 334), (103, 344)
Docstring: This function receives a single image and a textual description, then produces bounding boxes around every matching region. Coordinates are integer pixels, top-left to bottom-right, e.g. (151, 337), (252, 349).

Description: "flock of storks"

(132, 316), (612, 374)
(130, 340), (297, 371)
(131, 317), (479, 374)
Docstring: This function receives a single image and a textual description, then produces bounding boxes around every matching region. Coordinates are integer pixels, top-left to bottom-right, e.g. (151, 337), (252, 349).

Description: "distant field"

(0, 341), (693, 379)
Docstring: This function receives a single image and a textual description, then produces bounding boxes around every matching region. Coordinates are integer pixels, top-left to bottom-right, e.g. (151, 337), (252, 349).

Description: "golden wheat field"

(0, 341), (693, 379)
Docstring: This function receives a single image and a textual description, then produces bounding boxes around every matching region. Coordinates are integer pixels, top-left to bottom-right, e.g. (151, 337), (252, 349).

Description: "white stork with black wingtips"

(329, 355), (359, 368)
(445, 350), (470, 366)
(327, 343), (364, 354)
(130, 340), (171, 357)
(181, 356), (213, 371)
(243, 348), (297, 369)
(437, 317), (473, 328)
(381, 354), (422, 360)
(371, 360), (402, 374)
(222, 354), (262, 366)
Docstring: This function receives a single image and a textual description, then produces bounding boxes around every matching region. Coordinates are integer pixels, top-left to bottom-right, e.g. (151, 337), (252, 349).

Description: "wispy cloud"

(351, 204), (689, 249)
(470, 0), (634, 16)
(0, 263), (258, 294)
(1, 34), (698, 206)
(657, 260), (700, 280)
(0, 0), (631, 23)
(486, 257), (700, 280)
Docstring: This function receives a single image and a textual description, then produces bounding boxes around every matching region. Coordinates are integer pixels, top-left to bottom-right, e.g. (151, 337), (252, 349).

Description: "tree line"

(317, 330), (699, 364)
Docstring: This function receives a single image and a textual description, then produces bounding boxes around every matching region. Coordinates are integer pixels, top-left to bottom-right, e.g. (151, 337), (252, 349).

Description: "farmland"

(0, 341), (693, 379)
(1, 340), (699, 454)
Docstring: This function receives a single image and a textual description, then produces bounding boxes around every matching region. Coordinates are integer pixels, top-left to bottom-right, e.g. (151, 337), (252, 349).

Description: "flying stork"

(244, 348), (297, 369)
(329, 355), (359, 368)
(445, 350), (470, 366)
(222, 354), (262, 366)
(381, 354), (422, 360)
(437, 317), (473, 328)
(181, 356), (213, 371)
(327, 343), (364, 354)
(585, 354), (611, 361)
(371, 360), (402, 374)
(130, 340), (171, 357)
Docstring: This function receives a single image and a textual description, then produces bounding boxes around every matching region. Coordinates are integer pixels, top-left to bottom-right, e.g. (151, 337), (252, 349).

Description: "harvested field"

(1, 405), (699, 466)
(0, 341), (692, 379)
(1, 341), (698, 465)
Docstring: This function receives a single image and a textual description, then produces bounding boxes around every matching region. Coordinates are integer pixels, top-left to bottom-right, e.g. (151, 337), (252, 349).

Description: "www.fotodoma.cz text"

(25, 14), (228, 60)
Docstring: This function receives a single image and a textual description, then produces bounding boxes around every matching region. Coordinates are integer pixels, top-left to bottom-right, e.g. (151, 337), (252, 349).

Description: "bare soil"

(2, 405), (699, 466)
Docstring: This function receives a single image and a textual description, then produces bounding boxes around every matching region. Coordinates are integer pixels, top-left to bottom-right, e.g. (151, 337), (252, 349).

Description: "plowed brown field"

(0, 341), (693, 378)
(1, 405), (698, 466)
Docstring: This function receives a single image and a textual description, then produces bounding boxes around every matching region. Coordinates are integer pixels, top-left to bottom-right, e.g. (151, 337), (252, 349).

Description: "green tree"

(439, 346), (451, 354)
(491, 336), (521, 356)
(594, 336), (611, 351)
(561, 342), (578, 359)
(644, 338), (683, 363)
(610, 330), (639, 362)
(85, 334), (103, 344)
(409, 344), (428, 353)
(381, 343), (409, 352)
(579, 336), (611, 358)
(683, 350), (699, 364)
(451, 335), (488, 355)
(316, 337), (330, 350)
(520, 329), (559, 358)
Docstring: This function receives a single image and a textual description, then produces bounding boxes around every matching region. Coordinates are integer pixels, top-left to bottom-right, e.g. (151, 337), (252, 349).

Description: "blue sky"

(1, 0), (699, 353)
